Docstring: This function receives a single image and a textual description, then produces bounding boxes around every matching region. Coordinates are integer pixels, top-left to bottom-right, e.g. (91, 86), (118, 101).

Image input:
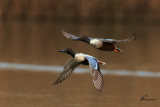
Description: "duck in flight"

(62, 30), (137, 52)
(53, 48), (106, 92)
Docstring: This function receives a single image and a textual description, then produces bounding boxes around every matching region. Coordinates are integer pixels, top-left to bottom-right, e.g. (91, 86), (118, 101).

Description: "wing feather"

(53, 59), (80, 84)
(99, 33), (137, 43)
(85, 56), (104, 92)
(62, 30), (80, 40)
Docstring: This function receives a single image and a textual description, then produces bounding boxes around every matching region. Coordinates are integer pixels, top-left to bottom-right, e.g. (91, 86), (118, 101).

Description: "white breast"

(90, 39), (102, 48)
(74, 53), (85, 62)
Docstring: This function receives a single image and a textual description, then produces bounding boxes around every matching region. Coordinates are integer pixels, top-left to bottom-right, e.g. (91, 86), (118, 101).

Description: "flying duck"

(62, 30), (137, 52)
(53, 48), (106, 92)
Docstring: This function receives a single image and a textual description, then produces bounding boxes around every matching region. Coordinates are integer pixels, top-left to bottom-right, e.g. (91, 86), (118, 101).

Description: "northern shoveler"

(53, 48), (105, 92)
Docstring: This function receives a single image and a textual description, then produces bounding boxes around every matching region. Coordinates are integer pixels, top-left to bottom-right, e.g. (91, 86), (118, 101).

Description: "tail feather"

(98, 61), (106, 65)
(115, 47), (123, 52)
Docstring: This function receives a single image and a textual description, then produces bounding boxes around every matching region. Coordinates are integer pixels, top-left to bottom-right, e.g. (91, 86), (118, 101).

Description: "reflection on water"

(0, 62), (160, 77)
(0, 21), (160, 106)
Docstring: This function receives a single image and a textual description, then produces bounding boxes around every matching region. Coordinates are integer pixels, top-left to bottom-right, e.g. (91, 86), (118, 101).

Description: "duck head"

(73, 36), (90, 44)
(59, 48), (75, 57)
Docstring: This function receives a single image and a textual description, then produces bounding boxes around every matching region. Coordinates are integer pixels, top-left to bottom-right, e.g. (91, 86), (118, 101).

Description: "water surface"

(0, 21), (160, 106)
(0, 70), (159, 107)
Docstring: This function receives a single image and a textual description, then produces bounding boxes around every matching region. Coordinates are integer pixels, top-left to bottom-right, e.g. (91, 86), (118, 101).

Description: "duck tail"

(114, 47), (123, 52)
(98, 61), (106, 65)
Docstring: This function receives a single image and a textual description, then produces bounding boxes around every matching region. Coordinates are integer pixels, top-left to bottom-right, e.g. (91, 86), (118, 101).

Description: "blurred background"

(0, 0), (160, 70)
(0, 0), (160, 107)
(0, 0), (160, 24)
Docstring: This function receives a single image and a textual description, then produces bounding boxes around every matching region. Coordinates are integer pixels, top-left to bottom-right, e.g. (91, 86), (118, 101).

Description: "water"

(0, 21), (160, 106)
(0, 62), (160, 77)
(0, 21), (160, 70)
(0, 70), (159, 107)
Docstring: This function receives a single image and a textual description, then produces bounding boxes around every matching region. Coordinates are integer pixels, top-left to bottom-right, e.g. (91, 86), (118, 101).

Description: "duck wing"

(84, 56), (104, 92)
(99, 33), (137, 43)
(53, 58), (80, 84)
(62, 30), (80, 40)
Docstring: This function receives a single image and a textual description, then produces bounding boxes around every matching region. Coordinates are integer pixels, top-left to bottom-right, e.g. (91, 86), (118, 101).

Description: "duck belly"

(98, 43), (115, 51)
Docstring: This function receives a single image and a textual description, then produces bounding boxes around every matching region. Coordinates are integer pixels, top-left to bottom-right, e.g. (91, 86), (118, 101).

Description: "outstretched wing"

(99, 33), (137, 43)
(62, 30), (80, 40)
(84, 56), (104, 92)
(53, 58), (80, 84)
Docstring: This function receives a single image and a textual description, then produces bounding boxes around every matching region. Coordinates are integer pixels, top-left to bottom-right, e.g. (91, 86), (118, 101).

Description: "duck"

(53, 48), (106, 92)
(62, 30), (137, 52)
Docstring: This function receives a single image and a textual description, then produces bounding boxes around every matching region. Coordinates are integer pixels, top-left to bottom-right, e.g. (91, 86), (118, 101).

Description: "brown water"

(0, 21), (160, 106)
(0, 21), (160, 70)
(0, 70), (159, 107)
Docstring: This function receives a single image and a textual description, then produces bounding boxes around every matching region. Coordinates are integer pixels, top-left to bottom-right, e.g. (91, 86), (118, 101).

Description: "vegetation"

(0, 0), (160, 23)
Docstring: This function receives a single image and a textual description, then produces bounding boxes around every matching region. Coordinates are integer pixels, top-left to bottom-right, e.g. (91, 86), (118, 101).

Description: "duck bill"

(59, 49), (67, 53)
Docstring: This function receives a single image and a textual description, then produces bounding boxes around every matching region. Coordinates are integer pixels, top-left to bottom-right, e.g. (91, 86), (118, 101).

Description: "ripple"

(0, 62), (160, 77)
